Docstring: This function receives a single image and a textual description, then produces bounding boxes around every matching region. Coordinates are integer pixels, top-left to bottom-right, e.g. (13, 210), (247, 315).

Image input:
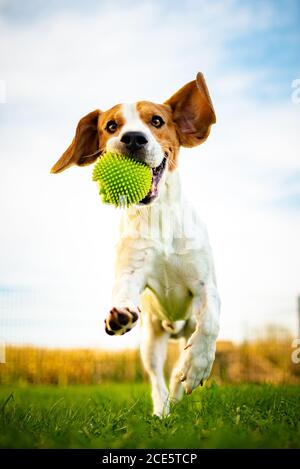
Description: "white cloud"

(0, 0), (299, 347)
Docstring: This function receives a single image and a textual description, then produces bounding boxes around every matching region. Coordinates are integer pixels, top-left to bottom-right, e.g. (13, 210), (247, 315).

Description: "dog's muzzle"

(139, 157), (167, 205)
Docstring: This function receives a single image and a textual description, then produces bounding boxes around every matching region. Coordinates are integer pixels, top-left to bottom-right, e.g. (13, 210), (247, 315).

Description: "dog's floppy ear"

(51, 109), (101, 174)
(165, 72), (216, 147)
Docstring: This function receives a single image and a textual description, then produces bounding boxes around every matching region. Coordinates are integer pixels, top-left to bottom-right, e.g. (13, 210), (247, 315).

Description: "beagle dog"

(51, 73), (220, 417)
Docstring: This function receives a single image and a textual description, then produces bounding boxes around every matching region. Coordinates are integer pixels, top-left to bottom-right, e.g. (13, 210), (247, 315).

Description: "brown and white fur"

(51, 73), (220, 417)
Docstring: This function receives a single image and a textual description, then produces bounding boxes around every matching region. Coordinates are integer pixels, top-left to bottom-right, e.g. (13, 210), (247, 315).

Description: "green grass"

(0, 383), (299, 448)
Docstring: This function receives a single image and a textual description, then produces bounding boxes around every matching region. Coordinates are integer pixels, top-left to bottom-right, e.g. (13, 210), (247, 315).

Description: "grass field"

(1, 383), (300, 449)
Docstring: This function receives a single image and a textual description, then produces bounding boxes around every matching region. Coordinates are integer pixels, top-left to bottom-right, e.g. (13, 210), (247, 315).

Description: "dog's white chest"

(146, 252), (192, 321)
(119, 171), (214, 322)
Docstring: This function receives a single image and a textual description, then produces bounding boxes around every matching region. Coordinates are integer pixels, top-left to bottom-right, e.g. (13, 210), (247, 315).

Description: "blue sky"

(0, 0), (300, 347)
(1, 0), (300, 101)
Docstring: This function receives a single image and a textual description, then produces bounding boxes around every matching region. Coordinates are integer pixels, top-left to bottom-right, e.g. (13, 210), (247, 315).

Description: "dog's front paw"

(104, 306), (140, 336)
(177, 337), (216, 394)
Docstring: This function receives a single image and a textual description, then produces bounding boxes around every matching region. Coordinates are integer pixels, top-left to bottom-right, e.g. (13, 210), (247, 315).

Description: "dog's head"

(51, 72), (216, 205)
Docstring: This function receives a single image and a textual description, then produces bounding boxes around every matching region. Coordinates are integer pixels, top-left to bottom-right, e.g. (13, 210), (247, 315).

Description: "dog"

(51, 72), (220, 417)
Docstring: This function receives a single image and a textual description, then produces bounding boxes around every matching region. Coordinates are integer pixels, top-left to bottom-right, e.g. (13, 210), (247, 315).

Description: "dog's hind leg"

(169, 338), (186, 403)
(140, 310), (170, 417)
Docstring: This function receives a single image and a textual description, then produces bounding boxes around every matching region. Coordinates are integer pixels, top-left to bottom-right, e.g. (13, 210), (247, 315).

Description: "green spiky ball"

(92, 152), (152, 207)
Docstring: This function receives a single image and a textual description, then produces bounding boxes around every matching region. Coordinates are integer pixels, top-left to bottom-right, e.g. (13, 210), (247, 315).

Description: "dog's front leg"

(105, 242), (148, 336)
(175, 283), (220, 394)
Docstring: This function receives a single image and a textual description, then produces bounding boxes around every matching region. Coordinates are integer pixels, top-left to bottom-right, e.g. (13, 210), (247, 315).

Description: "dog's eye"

(151, 115), (164, 128)
(106, 120), (118, 133)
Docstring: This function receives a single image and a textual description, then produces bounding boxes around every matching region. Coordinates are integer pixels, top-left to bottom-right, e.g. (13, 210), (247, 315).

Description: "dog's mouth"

(139, 157), (167, 205)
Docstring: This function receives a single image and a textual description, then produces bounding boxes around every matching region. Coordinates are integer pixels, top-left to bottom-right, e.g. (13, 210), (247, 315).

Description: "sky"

(0, 0), (300, 349)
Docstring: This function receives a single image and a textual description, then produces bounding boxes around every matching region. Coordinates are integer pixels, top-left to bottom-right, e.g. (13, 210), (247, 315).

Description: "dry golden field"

(1, 328), (299, 385)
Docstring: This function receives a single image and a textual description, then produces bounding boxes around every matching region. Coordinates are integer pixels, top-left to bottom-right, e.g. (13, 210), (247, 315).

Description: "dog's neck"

(138, 169), (182, 212)
(159, 169), (182, 205)
(120, 170), (186, 243)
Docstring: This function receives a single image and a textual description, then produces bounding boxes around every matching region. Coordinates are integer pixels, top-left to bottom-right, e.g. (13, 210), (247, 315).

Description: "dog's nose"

(120, 131), (148, 151)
